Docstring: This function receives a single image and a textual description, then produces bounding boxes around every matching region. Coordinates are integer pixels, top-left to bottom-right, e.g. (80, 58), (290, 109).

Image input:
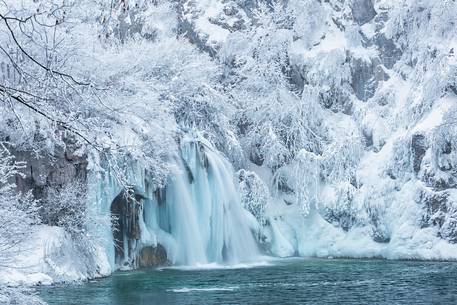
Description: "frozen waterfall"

(96, 133), (260, 269)
(149, 134), (260, 265)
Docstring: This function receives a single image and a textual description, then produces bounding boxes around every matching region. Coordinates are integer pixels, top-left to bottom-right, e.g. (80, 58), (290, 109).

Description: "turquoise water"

(39, 258), (457, 304)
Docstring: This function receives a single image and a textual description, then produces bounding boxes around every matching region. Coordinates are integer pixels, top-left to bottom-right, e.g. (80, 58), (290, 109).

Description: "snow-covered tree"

(0, 143), (43, 304)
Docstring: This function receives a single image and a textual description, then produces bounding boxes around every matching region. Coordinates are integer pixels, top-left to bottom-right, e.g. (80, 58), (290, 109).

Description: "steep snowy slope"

(225, 0), (457, 260)
(181, 0), (457, 259)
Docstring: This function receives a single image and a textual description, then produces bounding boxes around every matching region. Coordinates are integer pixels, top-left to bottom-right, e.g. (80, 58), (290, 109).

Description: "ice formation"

(94, 132), (260, 271)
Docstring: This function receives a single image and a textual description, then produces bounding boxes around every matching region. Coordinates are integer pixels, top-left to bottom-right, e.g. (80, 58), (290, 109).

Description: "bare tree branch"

(0, 13), (90, 86)
(0, 85), (98, 150)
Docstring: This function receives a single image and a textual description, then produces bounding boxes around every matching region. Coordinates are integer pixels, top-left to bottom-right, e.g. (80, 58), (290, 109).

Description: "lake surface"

(39, 258), (457, 304)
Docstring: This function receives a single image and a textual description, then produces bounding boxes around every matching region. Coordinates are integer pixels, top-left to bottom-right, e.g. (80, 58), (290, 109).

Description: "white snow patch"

(0, 225), (111, 286)
(413, 98), (454, 133)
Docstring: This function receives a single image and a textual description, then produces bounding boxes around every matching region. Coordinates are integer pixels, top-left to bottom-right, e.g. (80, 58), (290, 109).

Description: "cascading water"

(94, 132), (260, 269)
(142, 134), (260, 265)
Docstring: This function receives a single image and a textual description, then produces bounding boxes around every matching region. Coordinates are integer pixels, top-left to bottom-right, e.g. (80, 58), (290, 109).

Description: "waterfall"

(143, 134), (260, 265)
(93, 133), (260, 269)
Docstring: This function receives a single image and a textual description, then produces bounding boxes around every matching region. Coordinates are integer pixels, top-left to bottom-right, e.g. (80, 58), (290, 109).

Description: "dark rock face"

(138, 244), (169, 268)
(11, 143), (88, 200)
(350, 0), (376, 25)
(348, 3), (402, 103)
(111, 189), (146, 265)
(351, 56), (389, 101)
(373, 34), (403, 69)
(411, 134), (427, 173)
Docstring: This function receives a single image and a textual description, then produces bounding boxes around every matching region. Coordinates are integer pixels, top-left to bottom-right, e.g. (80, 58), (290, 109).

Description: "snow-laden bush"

(290, 133), (363, 216)
(39, 180), (113, 277)
(0, 143), (40, 265)
(386, 0), (457, 54)
(0, 143), (43, 303)
(430, 107), (457, 174)
(302, 49), (353, 113)
(40, 182), (88, 235)
(321, 182), (361, 232)
(238, 169), (269, 226)
(322, 133), (363, 184)
(385, 0), (457, 123)
(291, 150), (322, 215)
(97, 0), (177, 44)
(221, 1), (327, 170)
(385, 135), (413, 180)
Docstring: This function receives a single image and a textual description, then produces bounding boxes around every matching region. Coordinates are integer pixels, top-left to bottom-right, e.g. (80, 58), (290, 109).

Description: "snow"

(361, 23), (377, 39)
(2, 0), (457, 296)
(293, 30), (348, 61)
(413, 98), (454, 133)
(0, 226), (110, 286)
(191, 0), (230, 44)
(195, 17), (230, 44)
(266, 200), (457, 261)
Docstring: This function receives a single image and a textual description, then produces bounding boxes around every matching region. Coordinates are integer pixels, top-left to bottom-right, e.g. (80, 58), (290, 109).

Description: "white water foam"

(159, 257), (273, 271)
(169, 286), (240, 293)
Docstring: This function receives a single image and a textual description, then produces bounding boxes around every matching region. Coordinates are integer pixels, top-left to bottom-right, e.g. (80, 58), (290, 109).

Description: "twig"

(0, 85), (98, 150)
(0, 13), (90, 86)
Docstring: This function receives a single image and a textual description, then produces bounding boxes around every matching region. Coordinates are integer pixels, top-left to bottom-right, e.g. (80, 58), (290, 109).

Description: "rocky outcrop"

(350, 0), (376, 25)
(11, 140), (88, 200)
(138, 245), (169, 268)
(373, 33), (402, 69)
(411, 134), (427, 173)
(111, 188), (147, 265)
(351, 56), (389, 101)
